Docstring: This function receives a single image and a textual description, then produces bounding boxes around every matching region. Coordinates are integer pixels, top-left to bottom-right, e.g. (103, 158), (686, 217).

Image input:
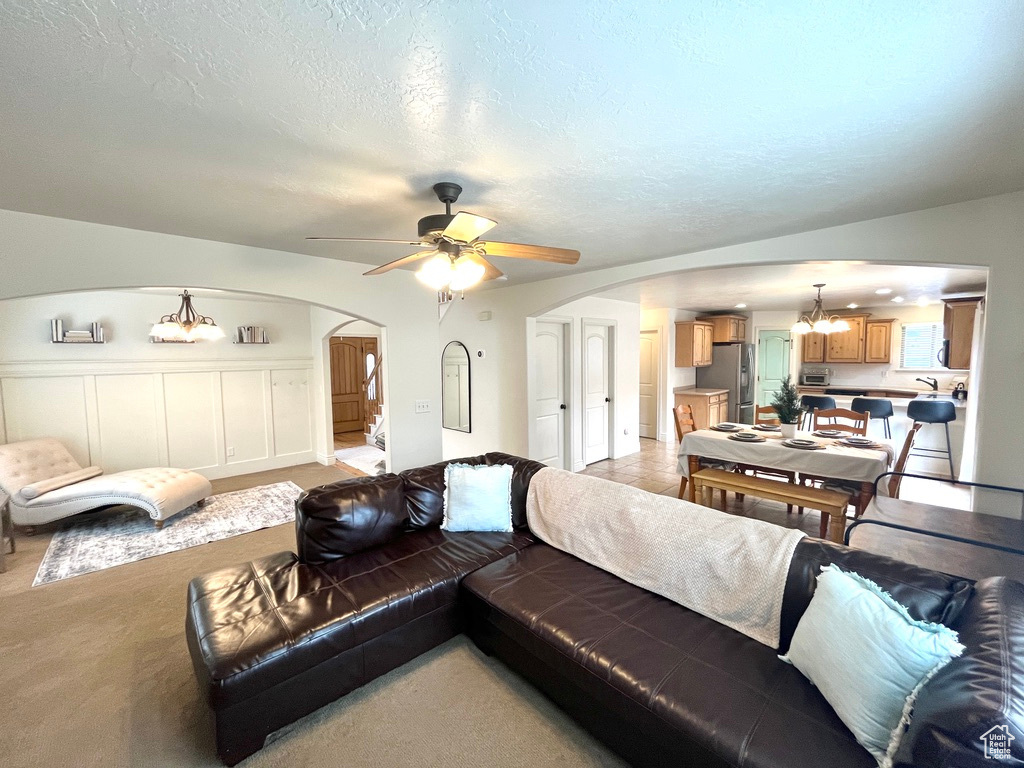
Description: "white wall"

(434, 191), (1024, 517)
(440, 295), (641, 468)
(0, 291), (316, 478)
(641, 307), (699, 442)
(0, 208), (442, 473)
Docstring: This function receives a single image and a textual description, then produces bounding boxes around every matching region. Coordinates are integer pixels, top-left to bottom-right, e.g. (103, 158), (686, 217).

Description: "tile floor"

(579, 438), (824, 537)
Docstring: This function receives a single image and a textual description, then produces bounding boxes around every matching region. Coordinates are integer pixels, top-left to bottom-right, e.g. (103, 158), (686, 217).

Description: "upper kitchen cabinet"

(696, 314), (748, 343)
(864, 319), (895, 364)
(825, 315), (866, 363)
(942, 298), (981, 370)
(675, 321), (714, 367)
(802, 332), (826, 363)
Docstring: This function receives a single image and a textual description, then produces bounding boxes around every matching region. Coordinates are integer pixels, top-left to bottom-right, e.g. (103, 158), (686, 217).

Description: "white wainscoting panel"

(271, 369), (312, 456)
(163, 372), (220, 471)
(1, 376), (91, 465)
(0, 359), (315, 479)
(95, 374), (162, 472)
(221, 369), (270, 464)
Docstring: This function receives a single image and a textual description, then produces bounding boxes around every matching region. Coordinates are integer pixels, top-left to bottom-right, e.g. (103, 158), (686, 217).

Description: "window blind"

(900, 322), (943, 369)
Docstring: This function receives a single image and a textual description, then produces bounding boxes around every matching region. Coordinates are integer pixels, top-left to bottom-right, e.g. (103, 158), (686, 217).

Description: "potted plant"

(770, 376), (804, 438)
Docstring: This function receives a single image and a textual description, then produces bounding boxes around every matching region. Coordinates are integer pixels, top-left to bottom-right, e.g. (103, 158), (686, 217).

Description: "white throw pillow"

(442, 463), (514, 533)
(780, 565), (965, 767)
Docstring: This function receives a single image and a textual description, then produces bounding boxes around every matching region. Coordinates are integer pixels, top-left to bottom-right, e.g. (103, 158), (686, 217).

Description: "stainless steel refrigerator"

(695, 343), (755, 424)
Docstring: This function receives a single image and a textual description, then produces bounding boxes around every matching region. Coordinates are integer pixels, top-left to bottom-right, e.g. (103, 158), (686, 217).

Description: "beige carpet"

(0, 463), (624, 767)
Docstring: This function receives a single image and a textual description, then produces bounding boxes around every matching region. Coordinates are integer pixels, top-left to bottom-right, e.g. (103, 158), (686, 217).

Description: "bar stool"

(851, 397), (894, 439)
(800, 395), (836, 430)
(906, 399), (956, 479)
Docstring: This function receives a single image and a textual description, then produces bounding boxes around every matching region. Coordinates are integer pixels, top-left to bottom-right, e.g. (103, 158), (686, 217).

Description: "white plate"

(813, 429), (843, 437)
(782, 438), (821, 450)
(843, 437), (874, 445)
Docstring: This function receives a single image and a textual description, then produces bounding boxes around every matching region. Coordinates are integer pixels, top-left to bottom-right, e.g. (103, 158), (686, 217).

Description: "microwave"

(801, 368), (831, 386)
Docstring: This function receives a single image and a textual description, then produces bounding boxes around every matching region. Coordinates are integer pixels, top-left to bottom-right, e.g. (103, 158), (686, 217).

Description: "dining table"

(677, 426), (894, 514)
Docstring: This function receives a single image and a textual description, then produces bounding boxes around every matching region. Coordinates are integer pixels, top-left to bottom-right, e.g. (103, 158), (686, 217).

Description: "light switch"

(415, 400), (431, 413)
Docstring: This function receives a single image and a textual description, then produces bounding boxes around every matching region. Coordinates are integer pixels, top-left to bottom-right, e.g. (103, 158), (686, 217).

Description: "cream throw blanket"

(526, 467), (806, 648)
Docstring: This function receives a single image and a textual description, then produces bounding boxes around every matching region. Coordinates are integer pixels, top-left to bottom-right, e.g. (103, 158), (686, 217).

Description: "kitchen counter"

(796, 385), (968, 409)
(673, 386), (729, 395)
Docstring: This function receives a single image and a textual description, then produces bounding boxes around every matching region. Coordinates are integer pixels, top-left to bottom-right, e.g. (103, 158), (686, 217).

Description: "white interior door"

(533, 322), (567, 468)
(583, 322), (611, 464)
(639, 330), (659, 439)
(756, 330), (792, 408)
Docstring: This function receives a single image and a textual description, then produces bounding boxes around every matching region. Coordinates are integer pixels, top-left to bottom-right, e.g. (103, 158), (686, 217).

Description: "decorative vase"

(781, 422), (798, 438)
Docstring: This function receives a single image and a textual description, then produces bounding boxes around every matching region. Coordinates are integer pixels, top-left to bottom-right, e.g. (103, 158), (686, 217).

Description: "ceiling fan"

(307, 182), (581, 294)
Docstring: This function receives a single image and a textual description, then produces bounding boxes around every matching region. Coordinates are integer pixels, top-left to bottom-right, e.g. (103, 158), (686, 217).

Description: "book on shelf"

(235, 325), (269, 343)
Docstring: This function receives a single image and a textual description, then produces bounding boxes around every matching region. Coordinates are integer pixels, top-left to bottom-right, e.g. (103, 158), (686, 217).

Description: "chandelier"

(149, 290), (226, 342)
(790, 284), (851, 335)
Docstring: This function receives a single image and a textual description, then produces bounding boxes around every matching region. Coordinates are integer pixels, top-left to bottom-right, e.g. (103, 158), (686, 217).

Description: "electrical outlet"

(226, 447), (235, 457)
(415, 400), (431, 414)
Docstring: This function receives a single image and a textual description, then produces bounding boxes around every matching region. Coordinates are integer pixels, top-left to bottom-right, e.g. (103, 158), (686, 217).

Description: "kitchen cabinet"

(675, 321), (714, 367)
(802, 332), (826, 363)
(825, 315), (866, 363)
(942, 298), (980, 370)
(675, 389), (729, 430)
(696, 314), (748, 343)
(864, 320), (894, 364)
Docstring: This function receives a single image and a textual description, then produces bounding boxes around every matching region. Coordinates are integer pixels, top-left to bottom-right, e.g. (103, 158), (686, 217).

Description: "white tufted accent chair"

(0, 438), (213, 529)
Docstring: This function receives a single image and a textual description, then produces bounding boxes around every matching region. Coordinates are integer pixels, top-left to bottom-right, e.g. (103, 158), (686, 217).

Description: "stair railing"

(362, 354), (384, 434)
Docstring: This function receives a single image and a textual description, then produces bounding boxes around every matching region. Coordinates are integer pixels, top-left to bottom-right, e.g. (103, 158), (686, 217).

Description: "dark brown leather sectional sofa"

(186, 453), (1024, 767)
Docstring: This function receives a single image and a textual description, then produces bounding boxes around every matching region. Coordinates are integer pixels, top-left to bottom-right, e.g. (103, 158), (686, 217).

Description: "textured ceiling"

(2, 1), (1024, 283)
(596, 263), (988, 313)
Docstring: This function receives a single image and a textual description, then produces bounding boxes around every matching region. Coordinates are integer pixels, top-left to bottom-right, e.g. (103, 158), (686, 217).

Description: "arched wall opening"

(0, 287), (396, 480)
(439, 190), (1024, 515)
(0, 208), (444, 472)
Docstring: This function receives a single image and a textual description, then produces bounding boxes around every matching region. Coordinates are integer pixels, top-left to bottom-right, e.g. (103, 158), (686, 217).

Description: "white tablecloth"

(678, 428), (893, 484)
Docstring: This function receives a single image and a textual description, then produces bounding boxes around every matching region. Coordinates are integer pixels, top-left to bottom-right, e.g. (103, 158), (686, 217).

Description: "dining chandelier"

(790, 284), (851, 335)
(149, 290), (226, 342)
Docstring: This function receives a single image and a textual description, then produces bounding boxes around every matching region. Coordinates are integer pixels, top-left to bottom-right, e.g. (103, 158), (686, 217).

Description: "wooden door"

(534, 322), (568, 468)
(583, 322), (611, 464)
(331, 337), (366, 434)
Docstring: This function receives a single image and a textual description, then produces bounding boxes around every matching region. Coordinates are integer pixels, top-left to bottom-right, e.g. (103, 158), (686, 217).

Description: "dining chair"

(811, 407), (868, 435)
(885, 422), (922, 498)
(673, 404), (728, 505)
(753, 405), (780, 425)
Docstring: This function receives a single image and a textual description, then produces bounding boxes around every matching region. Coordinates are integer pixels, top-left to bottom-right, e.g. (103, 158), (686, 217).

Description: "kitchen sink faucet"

(916, 377), (939, 391)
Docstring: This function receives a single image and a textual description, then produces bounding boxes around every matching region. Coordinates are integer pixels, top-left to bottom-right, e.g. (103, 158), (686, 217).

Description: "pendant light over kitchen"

(790, 284), (851, 335)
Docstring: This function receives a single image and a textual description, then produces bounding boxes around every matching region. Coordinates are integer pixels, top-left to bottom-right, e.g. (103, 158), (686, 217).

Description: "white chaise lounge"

(0, 438), (212, 530)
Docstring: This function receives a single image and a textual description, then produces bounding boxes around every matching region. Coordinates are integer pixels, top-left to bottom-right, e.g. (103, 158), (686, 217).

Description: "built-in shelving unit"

(50, 319), (105, 344)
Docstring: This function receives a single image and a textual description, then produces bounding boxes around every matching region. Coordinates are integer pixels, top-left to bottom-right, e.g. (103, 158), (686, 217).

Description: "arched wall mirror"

(442, 341), (471, 432)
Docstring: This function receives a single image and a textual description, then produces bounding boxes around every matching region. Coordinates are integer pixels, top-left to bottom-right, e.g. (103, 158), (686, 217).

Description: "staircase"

(362, 354), (385, 448)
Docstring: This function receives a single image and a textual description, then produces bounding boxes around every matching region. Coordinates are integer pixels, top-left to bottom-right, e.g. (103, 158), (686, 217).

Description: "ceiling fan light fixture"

(449, 255), (486, 291)
(415, 252), (452, 290)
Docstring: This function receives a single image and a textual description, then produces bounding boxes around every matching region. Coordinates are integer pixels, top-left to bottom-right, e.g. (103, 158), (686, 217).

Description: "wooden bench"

(691, 468), (852, 543)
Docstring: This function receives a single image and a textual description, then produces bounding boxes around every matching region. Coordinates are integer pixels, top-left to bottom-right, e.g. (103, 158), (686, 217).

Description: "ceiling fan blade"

(477, 241), (580, 264)
(441, 211), (497, 243)
(464, 251), (503, 281)
(307, 237), (424, 245)
(363, 250), (438, 276)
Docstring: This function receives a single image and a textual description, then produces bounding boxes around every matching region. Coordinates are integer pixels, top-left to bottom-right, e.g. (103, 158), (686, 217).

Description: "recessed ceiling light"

(891, 296), (905, 303)
(916, 297), (931, 306)
(735, 303), (747, 309)
(847, 303), (858, 309)
(875, 288), (893, 295)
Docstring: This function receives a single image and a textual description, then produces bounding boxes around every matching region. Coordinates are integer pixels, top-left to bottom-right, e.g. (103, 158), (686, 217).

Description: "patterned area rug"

(32, 481), (302, 587)
(335, 445), (386, 476)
